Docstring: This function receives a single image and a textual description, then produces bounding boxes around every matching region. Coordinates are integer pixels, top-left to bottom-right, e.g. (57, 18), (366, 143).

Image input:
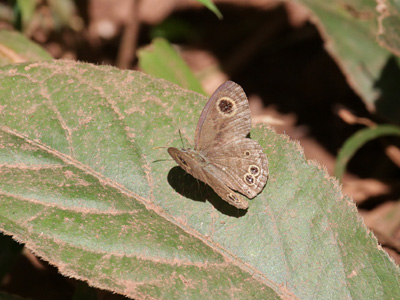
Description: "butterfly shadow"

(167, 167), (247, 217)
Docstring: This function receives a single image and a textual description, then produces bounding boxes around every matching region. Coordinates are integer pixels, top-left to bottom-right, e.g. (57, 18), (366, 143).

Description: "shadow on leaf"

(167, 166), (247, 217)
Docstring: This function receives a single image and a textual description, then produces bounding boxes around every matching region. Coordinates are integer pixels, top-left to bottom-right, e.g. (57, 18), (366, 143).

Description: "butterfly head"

(167, 147), (207, 175)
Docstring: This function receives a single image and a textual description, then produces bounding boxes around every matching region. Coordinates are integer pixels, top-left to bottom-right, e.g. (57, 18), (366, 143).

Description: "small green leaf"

(138, 38), (205, 95)
(0, 61), (399, 299)
(47, 0), (82, 31)
(0, 29), (52, 65)
(195, 0), (222, 19)
(335, 124), (400, 179)
(15, 0), (36, 30)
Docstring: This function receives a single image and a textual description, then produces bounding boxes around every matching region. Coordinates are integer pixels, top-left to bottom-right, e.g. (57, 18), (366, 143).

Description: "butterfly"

(168, 81), (268, 209)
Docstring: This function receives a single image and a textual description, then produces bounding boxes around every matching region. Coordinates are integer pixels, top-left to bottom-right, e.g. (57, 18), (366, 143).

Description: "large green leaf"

(0, 61), (399, 299)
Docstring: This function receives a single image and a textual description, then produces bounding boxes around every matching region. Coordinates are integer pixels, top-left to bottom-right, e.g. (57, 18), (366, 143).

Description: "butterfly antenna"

(179, 129), (185, 148)
(152, 146), (171, 163)
(152, 158), (173, 163)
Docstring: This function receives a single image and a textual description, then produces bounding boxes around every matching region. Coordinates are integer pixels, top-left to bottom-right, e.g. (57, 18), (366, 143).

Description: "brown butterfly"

(168, 81), (268, 209)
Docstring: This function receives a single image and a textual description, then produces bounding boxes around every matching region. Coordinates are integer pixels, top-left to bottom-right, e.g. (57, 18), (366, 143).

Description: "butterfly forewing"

(194, 81), (251, 151)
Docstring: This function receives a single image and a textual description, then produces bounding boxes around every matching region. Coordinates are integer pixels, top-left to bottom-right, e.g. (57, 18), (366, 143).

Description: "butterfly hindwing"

(202, 171), (249, 209)
(168, 147), (249, 209)
(203, 139), (268, 198)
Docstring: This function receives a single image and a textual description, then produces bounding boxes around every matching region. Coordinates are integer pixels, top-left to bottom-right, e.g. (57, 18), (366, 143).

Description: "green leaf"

(334, 125), (400, 179)
(138, 38), (205, 95)
(376, 0), (400, 55)
(15, 0), (36, 30)
(47, 0), (82, 31)
(0, 29), (52, 65)
(0, 61), (399, 299)
(301, 1), (400, 123)
(194, 0), (222, 19)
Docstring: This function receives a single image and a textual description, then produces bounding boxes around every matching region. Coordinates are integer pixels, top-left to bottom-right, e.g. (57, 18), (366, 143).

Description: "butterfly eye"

(244, 173), (256, 186)
(248, 165), (260, 176)
(177, 155), (190, 169)
(216, 97), (237, 116)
